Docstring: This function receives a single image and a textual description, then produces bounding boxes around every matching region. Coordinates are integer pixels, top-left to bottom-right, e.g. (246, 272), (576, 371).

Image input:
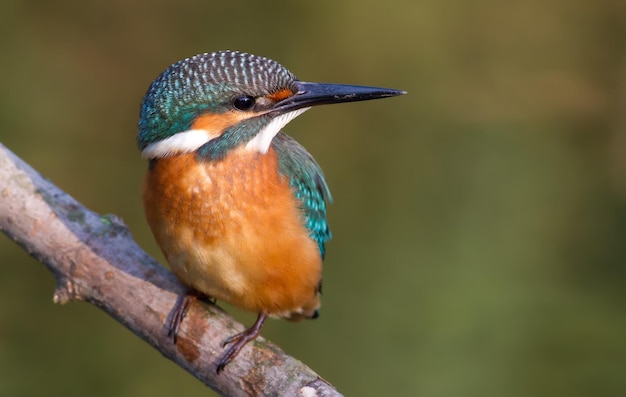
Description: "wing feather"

(272, 132), (332, 259)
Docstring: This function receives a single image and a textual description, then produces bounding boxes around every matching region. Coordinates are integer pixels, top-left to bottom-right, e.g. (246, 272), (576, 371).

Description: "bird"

(137, 50), (405, 373)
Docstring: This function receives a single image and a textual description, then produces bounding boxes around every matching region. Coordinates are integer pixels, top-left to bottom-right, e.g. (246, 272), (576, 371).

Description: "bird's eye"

(233, 96), (255, 111)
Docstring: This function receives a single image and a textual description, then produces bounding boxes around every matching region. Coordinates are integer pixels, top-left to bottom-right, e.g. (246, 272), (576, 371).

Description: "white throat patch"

(141, 108), (309, 159)
(141, 129), (217, 159)
(245, 108), (310, 154)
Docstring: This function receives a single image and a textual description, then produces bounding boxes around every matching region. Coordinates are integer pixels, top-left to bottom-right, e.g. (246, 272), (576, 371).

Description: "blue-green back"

(272, 133), (332, 259)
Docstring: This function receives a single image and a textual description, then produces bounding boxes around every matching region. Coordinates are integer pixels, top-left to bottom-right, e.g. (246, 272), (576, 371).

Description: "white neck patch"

(245, 108), (310, 154)
(141, 129), (218, 159)
(141, 108), (309, 159)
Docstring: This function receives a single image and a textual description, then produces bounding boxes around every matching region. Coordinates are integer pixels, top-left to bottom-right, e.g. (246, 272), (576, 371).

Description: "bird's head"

(138, 50), (404, 160)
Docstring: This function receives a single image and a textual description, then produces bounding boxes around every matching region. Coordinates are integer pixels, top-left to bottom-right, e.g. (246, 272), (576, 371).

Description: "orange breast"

(142, 147), (322, 318)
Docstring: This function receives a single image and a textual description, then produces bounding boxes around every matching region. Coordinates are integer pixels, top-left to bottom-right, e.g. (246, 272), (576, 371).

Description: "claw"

(216, 312), (267, 373)
(167, 293), (197, 343)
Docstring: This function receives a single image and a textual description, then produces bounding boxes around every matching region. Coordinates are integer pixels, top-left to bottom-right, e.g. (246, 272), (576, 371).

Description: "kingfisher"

(138, 50), (404, 372)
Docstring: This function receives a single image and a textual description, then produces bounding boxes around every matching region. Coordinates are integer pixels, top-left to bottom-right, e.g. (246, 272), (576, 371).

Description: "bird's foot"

(216, 312), (268, 374)
(168, 290), (218, 343)
(167, 292), (197, 343)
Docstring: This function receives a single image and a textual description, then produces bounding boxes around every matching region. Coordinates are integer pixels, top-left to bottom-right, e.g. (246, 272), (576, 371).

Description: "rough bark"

(0, 143), (341, 397)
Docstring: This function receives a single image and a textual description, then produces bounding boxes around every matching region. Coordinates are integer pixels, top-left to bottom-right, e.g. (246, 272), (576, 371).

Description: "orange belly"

(142, 147), (321, 318)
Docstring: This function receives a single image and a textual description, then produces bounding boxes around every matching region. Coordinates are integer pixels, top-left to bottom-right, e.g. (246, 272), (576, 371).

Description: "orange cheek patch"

(191, 112), (250, 136)
(267, 88), (295, 102)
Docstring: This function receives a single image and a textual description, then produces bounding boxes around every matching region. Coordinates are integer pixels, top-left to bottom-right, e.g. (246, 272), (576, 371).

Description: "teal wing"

(272, 132), (332, 259)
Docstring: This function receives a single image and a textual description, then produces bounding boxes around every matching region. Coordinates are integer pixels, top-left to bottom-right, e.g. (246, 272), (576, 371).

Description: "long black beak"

(272, 81), (406, 113)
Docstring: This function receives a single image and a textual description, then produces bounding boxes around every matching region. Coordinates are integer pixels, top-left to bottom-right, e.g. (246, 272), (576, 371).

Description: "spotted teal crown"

(138, 50), (297, 150)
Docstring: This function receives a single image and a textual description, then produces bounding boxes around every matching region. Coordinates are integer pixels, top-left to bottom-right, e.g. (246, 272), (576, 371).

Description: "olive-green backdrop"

(1, 1), (625, 396)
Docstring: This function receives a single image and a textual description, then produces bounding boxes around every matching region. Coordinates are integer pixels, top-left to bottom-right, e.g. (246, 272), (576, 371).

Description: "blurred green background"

(1, 1), (626, 396)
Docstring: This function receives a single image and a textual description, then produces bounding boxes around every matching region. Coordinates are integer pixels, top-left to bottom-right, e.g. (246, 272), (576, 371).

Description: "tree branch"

(0, 143), (341, 397)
